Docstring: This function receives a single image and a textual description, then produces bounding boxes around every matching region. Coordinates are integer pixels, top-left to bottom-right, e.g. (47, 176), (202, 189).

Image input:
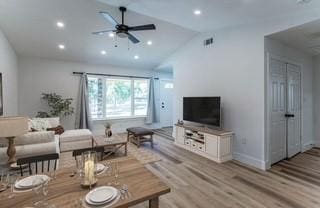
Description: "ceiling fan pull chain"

(128, 39), (130, 51)
(115, 35), (118, 48)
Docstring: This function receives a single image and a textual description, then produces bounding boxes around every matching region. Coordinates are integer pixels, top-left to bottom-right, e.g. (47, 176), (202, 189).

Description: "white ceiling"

(0, 0), (197, 70)
(0, 0), (319, 70)
(101, 0), (320, 32)
(268, 19), (320, 56)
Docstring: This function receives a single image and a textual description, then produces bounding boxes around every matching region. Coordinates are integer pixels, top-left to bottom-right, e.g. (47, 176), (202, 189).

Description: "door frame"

(159, 79), (174, 128)
(265, 53), (303, 169)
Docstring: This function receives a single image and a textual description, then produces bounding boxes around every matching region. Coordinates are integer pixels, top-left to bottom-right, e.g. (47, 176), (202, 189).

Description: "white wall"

(17, 56), (172, 132)
(314, 56), (320, 146)
(264, 38), (314, 154)
(0, 28), (18, 116)
(160, 11), (320, 169)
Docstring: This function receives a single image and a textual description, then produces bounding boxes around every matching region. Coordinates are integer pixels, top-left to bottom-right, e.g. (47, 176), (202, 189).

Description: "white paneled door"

(287, 64), (301, 158)
(269, 57), (301, 165)
(159, 80), (173, 127)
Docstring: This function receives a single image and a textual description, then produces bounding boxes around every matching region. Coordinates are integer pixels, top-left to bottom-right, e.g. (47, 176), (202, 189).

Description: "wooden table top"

(0, 156), (170, 208)
(93, 135), (128, 146)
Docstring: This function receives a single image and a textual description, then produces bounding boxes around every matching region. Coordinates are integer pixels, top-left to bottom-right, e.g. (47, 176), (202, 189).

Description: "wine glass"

(75, 157), (83, 178)
(0, 171), (9, 198)
(32, 177), (45, 207)
(113, 162), (119, 186)
(7, 173), (17, 199)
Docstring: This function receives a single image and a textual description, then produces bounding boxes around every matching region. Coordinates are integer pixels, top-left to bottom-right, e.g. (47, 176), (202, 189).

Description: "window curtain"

(145, 78), (156, 124)
(75, 73), (92, 130)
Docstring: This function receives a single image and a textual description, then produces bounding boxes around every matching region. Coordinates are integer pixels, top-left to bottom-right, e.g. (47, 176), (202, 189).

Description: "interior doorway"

(159, 79), (173, 127)
(268, 55), (302, 165)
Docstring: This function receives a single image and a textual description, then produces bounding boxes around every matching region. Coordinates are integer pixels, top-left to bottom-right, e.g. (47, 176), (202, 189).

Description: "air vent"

(203, 37), (214, 47)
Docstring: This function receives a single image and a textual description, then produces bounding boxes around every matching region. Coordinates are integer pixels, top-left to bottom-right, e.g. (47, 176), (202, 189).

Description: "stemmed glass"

(32, 177), (45, 207)
(113, 162), (119, 186)
(76, 157), (83, 178)
(7, 173), (17, 199)
(32, 177), (56, 208)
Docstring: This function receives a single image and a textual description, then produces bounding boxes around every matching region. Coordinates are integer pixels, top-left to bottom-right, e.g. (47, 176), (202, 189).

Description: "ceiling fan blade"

(128, 24), (156, 31)
(127, 33), (140, 44)
(99, 11), (119, 26)
(92, 30), (115, 35)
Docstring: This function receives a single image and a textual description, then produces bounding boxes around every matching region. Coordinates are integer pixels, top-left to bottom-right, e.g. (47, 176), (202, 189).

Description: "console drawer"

(197, 143), (205, 152)
(185, 139), (192, 146)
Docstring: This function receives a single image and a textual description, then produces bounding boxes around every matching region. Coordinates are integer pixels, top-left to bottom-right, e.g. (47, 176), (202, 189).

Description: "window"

(88, 76), (149, 119)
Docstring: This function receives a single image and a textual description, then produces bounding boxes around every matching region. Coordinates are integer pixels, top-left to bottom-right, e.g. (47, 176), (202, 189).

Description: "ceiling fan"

(92, 6), (156, 44)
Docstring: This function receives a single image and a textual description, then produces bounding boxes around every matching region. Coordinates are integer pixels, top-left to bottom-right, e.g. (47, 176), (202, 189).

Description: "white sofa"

(0, 131), (59, 165)
(0, 117), (93, 165)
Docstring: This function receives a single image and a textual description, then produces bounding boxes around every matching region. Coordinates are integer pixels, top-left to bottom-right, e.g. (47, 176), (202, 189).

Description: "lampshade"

(0, 117), (28, 137)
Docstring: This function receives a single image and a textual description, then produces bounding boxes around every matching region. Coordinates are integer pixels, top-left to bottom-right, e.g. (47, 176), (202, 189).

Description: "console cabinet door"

(176, 126), (185, 144)
(205, 134), (218, 157)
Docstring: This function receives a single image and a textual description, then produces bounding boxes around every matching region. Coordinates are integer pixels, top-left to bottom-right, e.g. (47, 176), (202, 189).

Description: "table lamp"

(0, 117), (28, 166)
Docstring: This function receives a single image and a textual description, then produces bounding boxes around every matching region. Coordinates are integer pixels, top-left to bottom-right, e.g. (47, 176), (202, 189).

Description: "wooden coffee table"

(92, 134), (128, 159)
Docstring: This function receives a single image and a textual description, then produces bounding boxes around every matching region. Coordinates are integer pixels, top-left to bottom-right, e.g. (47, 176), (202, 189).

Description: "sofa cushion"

(15, 131), (55, 146)
(60, 129), (92, 143)
(30, 119), (52, 131)
(30, 117), (60, 129)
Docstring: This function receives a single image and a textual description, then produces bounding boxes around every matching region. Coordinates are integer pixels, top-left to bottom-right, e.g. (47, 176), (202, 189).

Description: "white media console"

(175, 124), (233, 163)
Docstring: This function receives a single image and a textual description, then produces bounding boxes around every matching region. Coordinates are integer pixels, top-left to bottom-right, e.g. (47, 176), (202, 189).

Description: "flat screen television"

(183, 97), (221, 127)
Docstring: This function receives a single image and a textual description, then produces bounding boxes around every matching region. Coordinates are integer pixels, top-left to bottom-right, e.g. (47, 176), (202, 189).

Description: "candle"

(84, 159), (95, 186)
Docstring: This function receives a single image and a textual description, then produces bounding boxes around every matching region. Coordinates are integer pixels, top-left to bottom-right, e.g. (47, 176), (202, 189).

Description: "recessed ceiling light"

(101, 50), (107, 55)
(134, 55), (139, 60)
(147, 40), (153, 45)
(109, 33), (115, 38)
(56, 21), (65, 28)
(194, 10), (202, 15)
(58, 44), (65, 50)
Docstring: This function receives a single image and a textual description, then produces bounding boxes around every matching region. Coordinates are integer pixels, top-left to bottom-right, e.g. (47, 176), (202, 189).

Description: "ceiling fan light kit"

(92, 6), (156, 44)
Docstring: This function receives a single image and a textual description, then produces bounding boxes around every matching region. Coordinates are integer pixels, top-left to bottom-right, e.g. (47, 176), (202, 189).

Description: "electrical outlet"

(242, 137), (246, 144)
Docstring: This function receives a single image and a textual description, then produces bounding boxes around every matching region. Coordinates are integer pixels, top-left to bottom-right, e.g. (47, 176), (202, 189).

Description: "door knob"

(285, 114), (295, 118)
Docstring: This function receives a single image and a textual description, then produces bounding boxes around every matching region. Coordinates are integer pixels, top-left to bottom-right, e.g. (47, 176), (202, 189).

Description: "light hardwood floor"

(131, 136), (320, 208)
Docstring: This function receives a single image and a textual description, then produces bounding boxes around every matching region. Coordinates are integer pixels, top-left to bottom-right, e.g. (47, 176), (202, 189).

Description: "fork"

(119, 188), (126, 200)
(122, 185), (131, 198)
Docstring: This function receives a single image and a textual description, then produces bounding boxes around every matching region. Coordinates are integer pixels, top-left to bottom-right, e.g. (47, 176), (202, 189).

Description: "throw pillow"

(30, 119), (52, 131)
(47, 125), (65, 135)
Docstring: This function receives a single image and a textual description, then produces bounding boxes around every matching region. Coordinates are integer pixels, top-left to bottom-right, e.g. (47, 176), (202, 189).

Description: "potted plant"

(36, 93), (74, 118)
(104, 122), (112, 138)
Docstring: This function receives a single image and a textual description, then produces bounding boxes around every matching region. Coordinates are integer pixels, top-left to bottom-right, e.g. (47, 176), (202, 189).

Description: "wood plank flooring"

(131, 137), (320, 208)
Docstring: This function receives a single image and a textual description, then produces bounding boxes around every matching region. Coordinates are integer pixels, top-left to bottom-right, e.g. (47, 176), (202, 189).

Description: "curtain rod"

(73, 72), (159, 80)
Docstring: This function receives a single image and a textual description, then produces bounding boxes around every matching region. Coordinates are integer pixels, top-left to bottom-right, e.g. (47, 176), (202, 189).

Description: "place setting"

(14, 174), (50, 192)
(77, 152), (129, 208)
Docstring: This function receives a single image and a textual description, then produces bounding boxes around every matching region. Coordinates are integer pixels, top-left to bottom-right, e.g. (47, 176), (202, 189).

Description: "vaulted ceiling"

(101, 0), (320, 32)
(0, 0), (319, 70)
(268, 19), (320, 56)
(0, 0), (197, 69)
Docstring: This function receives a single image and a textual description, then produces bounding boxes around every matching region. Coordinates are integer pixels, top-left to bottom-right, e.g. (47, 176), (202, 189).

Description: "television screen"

(183, 97), (221, 127)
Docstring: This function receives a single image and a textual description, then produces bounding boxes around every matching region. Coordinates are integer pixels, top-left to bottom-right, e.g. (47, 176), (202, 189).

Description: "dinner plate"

(82, 190), (120, 208)
(85, 186), (118, 205)
(15, 175), (49, 189)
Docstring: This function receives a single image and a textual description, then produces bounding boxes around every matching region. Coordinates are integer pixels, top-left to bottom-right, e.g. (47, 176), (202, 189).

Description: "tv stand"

(175, 124), (233, 163)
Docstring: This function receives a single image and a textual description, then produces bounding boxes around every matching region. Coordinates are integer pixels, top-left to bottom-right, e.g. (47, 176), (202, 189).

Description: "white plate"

(15, 175), (49, 189)
(85, 186), (118, 205)
(95, 163), (105, 173)
(82, 190), (120, 208)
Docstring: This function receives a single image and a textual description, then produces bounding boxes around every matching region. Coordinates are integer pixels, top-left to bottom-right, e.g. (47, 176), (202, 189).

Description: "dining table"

(0, 156), (170, 208)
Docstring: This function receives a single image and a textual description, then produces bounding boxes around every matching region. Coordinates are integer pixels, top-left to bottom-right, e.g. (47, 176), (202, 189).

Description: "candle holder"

(80, 151), (98, 189)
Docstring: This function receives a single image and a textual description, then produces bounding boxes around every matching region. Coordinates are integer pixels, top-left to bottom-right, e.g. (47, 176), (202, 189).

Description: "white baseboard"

(314, 141), (320, 148)
(233, 152), (267, 170)
(302, 141), (315, 152)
